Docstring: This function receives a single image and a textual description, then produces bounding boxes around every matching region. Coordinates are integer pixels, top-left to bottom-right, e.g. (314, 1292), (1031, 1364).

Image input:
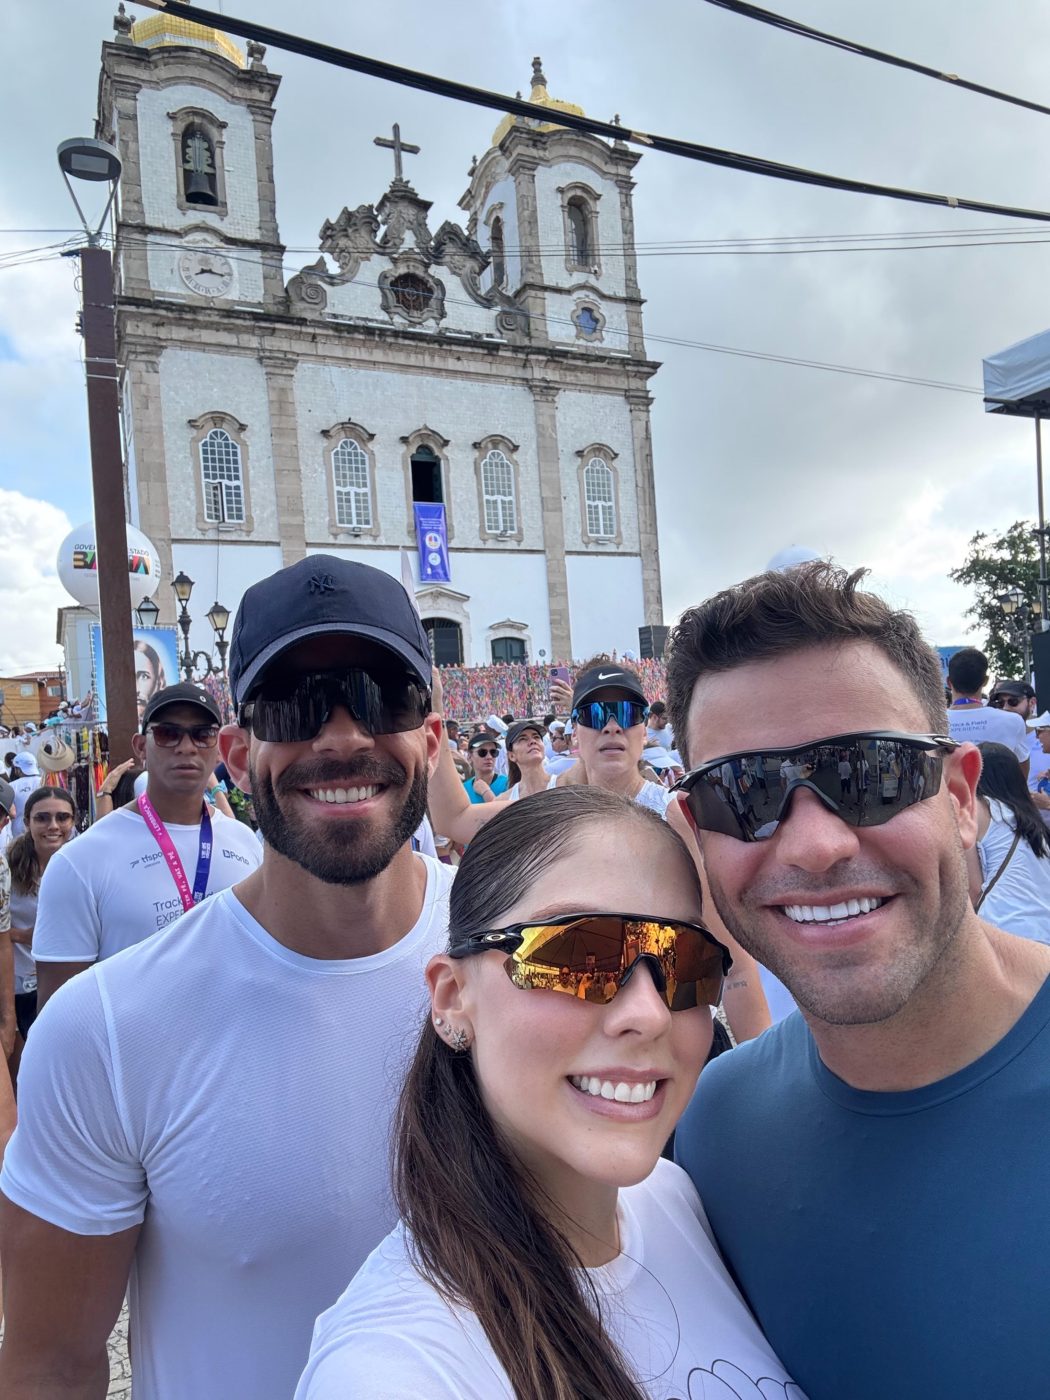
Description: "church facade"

(97, 10), (664, 667)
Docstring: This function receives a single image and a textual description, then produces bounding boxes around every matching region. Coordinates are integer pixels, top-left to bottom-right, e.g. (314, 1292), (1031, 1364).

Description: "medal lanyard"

(137, 794), (214, 913)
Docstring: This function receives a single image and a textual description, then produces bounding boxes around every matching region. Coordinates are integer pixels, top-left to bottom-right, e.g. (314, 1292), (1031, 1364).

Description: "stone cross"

(373, 124), (420, 183)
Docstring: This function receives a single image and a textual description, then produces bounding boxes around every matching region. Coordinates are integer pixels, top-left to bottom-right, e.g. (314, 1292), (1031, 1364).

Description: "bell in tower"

(182, 126), (218, 206)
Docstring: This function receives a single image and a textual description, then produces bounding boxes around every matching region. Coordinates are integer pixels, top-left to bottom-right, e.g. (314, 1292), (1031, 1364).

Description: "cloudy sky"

(3, 0), (1050, 671)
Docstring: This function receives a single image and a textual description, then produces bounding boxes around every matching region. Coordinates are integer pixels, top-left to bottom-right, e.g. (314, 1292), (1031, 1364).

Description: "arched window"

(181, 123), (219, 207)
(583, 457), (616, 538)
(481, 449), (517, 534)
(200, 428), (246, 524)
(332, 439), (372, 529)
(424, 617), (463, 666)
(490, 217), (506, 288)
(567, 199), (592, 269)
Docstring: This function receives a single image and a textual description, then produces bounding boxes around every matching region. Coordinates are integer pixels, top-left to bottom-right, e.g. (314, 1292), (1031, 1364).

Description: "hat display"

(506, 719), (545, 750)
(572, 664), (647, 710)
(228, 555), (432, 707)
(13, 752), (39, 777)
(38, 735), (75, 772)
(141, 682), (223, 732)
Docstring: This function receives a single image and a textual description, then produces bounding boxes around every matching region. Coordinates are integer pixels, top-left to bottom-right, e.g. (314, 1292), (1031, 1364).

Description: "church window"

(490, 217), (506, 288)
(583, 457), (616, 538)
(169, 107), (229, 217)
(567, 199), (592, 269)
(332, 439), (372, 529)
(424, 617), (463, 666)
(481, 449), (517, 534)
(390, 274), (434, 316)
(200, 428), (246, 524)
(575, 306), (600, 336)
(181, 124), (219, 207)
(491, 636), (526, 665)
(411, 445), (443, 505)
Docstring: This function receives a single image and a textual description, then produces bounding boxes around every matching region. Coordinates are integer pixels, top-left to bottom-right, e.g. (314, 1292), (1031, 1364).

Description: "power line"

(134, 0), (1050, 224)
(701, 0), (1050, 119)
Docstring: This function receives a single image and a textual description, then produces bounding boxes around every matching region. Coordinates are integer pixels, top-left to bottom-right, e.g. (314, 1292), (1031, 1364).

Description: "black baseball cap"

(572, 664), (647, 709)
(468, 733), (502, 753)
(228, 555), (433, 707)
(990, 680), (1035, 700)
(141, 682), (223, 732)
(506, 719), (545, 749)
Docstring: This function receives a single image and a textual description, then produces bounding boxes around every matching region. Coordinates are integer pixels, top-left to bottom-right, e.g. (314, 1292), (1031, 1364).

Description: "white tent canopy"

(984, 328), (1050, 417)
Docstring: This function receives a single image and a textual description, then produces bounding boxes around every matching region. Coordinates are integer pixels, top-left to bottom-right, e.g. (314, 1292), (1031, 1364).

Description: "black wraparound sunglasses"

(672, 731), (958, 843)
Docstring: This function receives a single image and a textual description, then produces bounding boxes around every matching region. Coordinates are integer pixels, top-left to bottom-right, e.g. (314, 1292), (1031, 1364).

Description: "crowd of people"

(0, 555), (1048, 1398)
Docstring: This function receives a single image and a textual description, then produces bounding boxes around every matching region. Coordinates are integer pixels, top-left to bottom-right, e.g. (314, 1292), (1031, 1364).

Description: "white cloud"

(0, 490), (72, 674)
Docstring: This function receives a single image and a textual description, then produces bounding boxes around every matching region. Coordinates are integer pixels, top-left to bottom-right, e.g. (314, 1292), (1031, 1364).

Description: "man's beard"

(250, 753), (428, 885)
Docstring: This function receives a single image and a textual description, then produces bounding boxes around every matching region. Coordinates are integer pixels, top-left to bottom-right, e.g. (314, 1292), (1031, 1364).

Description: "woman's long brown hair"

(394, 786), (701, 1400)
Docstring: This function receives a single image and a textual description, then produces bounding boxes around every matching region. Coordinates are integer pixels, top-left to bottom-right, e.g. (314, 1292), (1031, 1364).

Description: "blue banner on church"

(414, 502), (451, 584)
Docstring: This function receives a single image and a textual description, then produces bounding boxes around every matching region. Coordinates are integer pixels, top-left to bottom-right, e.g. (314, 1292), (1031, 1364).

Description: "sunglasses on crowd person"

(572, 699), (651, 731)
(146, 722), (220, 749)
(238, 667), (430, 743)
(672, 730), (958, 843)
(452, 912), (731, 1010)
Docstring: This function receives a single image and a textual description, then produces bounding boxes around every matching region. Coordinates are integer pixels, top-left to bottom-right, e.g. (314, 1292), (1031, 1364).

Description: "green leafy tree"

(948, 520), (1041, 678)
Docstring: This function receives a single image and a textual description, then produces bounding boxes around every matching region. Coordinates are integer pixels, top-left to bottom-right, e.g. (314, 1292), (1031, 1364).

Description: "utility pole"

(59, 138), (138, 762)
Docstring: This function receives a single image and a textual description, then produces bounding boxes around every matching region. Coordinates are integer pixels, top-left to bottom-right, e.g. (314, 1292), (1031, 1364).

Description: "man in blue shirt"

(665, 562), (1050, 1400)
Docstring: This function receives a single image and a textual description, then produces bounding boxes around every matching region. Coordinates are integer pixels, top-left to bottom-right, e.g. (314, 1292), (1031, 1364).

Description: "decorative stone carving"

(318, 204), (381, 277)
(376, 185), (433, 256)
(286, 258), (329, 314)
(378, 256), (445, 325)
(430, 221), (490, 306)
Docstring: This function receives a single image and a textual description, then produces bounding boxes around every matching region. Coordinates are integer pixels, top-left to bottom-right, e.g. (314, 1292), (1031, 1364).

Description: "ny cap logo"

(308, 572), (337, 595)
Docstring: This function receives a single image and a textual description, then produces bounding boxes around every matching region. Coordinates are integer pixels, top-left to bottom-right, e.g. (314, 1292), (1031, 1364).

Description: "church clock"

(178, 247), (234, 298)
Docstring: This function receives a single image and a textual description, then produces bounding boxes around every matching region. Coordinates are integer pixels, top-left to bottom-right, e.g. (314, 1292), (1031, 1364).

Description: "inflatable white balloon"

(766, 545), (822, 573)
(56, 521), (162, 611)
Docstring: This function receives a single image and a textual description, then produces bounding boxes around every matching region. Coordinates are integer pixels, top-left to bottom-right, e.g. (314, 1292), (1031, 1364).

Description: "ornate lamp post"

(171, 572), (230, 678)
(997, 587), (1042, 679)
(136, 595), (160, 630)
(206, 600), (231, 674)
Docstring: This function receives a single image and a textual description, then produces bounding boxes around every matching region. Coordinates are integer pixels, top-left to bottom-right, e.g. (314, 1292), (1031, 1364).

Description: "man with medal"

(31, 682), (261, 1010)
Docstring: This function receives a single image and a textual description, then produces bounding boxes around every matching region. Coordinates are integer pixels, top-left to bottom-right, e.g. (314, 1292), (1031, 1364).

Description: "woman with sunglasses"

(297, 787), (802, 1399)
(7, 787), (76, 1045)
(463, 733), (509, 803)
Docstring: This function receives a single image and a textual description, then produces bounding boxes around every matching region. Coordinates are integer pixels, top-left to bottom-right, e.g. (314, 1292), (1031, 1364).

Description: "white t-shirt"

(9, 774), (40, 838)
(32, 804), (262, 964)
(544, 753), (577, 776)
(647, 720), (675, 747)
(295, 1158), (802, 1400)
(1, 856), (454, 1400)
(10, 885), (38, 994)
(947, 704), (1029, 761)
(635, 780), (673, 815)
(977, 799), (1050, 943)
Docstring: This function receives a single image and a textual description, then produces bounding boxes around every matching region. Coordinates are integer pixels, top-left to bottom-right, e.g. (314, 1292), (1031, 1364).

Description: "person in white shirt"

(645, 698), (675, 749)
(946, 648), (1030, 772)
(0, 556), (452, 1400)
(968, 742), (1050, 942)
(296, 787), (801, 1400)
(32, 682), (262, 1012)
(8, 753), (41, 841)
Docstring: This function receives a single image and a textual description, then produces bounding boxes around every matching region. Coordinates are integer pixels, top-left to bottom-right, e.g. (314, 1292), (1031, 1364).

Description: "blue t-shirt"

(676, 976), (1050, 1400)
(463, 775), (508, 805)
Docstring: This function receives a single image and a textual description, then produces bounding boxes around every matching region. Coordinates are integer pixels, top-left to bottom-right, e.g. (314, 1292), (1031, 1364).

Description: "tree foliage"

(948, 520), (1041, 678)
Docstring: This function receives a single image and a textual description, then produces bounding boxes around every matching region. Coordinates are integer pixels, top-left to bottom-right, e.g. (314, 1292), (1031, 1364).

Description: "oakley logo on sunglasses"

(451, 913), (731, 1011)
(673, 731), (958, 843)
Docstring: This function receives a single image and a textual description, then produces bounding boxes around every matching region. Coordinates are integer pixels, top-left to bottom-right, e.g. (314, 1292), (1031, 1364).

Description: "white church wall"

(533, 162), (627, 298)
(294, 363), (543, 549)
(555, 390), (639, 551)
(170, 539), (284, 662)
(137, 83), (262, 240)
(145, 232), (265, 304)
(159, 349), (279, 540)
(437, 551), (551, 664)
(565, 553), (646, 659)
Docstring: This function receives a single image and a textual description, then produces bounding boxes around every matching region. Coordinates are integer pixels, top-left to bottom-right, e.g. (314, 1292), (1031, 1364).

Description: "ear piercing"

(434, 1018), (471, 1052)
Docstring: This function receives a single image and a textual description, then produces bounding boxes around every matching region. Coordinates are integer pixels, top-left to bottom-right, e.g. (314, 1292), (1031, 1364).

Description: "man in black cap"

(0, 558), (450, 1400)
(33, 681), (261, 1010)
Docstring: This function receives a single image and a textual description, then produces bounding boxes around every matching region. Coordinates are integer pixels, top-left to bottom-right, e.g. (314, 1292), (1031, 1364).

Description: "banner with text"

(414, 502), (450, 584)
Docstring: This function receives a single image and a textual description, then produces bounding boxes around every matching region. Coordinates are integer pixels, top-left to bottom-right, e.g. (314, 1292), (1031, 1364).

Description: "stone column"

(248, 101), (287, 308)
(260, 353), (307, 565)
(111, 81), (151, 299)
(509, 146), (549, 345)
(626, 388), (663, 625)
(530, 382), (572, 660)
(615, 173), (646, 359)
(124, 341), (177, 623)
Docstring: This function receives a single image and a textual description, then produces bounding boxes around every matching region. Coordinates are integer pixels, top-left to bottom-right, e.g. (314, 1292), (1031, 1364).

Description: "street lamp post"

(171, 572), (230, 678)
(997, 587), (1042, 680)
(136, 595), (160, 630)
(58, 136), (138, 762)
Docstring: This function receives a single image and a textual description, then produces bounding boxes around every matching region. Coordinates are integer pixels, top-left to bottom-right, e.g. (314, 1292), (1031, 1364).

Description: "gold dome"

(492, 58), (586, 146)
(130, 12), (245, 68)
